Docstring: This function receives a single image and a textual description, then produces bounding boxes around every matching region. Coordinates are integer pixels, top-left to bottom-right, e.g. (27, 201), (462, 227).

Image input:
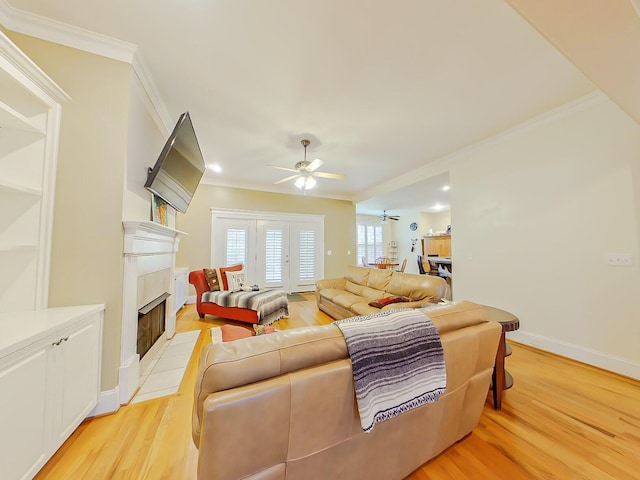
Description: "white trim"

(0, 0), (136, 63)
(210, 208), (325, 223)
(508, 330), (640, 380)
(0, 0), (172, 133)
(118, 353), (140, 405)
(88, 387), (120, 417)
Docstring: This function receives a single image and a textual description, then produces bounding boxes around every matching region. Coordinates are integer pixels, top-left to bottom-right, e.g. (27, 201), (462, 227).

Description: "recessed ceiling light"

(433, 203), (443, 211)
(208, 164), (222, 173)
(442, 185), (450, 191)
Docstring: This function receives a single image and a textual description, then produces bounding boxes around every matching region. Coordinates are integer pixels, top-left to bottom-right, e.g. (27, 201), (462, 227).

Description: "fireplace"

(120, 221), (186, 405)
(137, 292), (170, 359)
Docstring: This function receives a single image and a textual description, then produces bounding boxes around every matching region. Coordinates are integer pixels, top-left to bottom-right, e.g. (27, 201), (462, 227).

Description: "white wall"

(448, 94), (640, 378)
(122, 74), (168, 222)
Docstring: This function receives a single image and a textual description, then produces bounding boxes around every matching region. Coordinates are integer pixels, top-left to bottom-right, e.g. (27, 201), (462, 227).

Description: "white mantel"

(119, 221), (187, 404)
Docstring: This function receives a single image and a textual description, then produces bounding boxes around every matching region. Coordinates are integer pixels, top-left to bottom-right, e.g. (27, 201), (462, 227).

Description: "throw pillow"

(203, 268), (221, 291)
(368, 295), (412, 308)
(253, 324), (278, 335)
(225, 269), (246, 292)
(219, 264), (243, 290)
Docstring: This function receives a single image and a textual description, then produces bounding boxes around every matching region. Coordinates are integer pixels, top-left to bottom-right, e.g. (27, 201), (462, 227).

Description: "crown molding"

(0, 0), (171, 130)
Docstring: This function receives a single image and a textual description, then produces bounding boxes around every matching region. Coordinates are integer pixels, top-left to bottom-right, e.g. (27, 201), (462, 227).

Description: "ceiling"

(1, 0), (599, 212)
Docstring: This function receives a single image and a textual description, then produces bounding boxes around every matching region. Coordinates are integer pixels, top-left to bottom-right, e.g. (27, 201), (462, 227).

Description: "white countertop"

(0, 304), (105, 359)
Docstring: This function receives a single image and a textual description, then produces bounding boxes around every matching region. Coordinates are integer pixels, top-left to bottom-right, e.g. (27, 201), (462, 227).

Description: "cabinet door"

(51, 317), (101, 449)
(0, 346), (50, 480)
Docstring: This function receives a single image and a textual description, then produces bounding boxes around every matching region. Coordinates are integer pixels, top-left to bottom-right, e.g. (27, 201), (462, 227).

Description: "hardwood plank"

(33, 295), (640, 480)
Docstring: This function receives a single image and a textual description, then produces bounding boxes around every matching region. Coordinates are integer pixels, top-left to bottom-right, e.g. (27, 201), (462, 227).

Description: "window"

(357, 224), (383, 263)
(225, 228), (246, 265)
(298, 229), (315, 281)
(264, 229), (283, 282)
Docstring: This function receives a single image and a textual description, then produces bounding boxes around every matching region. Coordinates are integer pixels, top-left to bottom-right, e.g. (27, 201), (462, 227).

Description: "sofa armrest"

(316, 277), (346, 291)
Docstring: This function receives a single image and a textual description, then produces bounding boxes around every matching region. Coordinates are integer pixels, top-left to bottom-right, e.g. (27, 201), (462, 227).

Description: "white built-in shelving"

(0, 30), (70, 313)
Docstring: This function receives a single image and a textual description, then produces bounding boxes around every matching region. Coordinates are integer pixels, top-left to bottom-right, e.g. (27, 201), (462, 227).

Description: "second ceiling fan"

(269, 139), (345, 190)
(380, 210), (400, 223)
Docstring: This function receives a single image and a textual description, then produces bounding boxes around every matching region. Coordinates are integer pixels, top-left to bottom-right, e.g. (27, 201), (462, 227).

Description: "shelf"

(0, 100), (46, 134)
(0, 244), (37, 253)
(0, 178), (42, 196)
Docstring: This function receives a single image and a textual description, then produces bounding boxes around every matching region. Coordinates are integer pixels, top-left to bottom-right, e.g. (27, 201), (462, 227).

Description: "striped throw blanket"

(335, 308), (447, 433)
(201, 289), (289, 325)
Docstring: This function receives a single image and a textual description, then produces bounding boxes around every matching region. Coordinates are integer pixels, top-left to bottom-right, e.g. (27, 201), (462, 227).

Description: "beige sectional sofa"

(192, 301), (501, 480)
(316, 265), (450, 320)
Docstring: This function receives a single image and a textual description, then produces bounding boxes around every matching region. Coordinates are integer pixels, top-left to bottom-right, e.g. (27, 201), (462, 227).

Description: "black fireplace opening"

(137, 292), (170, 360)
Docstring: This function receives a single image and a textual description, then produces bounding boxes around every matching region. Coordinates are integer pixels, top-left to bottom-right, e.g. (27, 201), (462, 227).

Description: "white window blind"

(298, 230), (315, 281)
(226, 228), (246, 265)
(264, 229), (282, 282)
(357, 224), (383, 263)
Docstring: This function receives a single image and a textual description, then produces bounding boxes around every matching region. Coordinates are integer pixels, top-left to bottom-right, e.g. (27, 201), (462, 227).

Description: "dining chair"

(397, 257), (407, 273)
(416, 255), (427, 275)
(427, 254), (440, 276)
(362, 256), (370, 267)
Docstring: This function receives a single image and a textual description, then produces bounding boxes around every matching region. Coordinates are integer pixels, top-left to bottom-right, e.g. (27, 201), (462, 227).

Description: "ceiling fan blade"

(389, 217), (400, 221)
(268, 165), (299, 173)
(306, 158), (324, 172)
(274, 174), (299, 185)
(313, 171), (346, 180)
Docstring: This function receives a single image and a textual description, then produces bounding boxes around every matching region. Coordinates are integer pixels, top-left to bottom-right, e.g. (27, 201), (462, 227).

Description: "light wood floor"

(34, 296), (640, 480)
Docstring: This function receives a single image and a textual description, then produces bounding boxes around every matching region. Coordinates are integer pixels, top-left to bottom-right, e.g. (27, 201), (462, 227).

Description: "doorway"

(211, 209), (324, 293)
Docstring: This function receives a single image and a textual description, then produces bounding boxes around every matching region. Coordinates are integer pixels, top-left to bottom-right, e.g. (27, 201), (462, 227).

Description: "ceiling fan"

(380, 210), (400, 224)
(269, 139), (345, 190)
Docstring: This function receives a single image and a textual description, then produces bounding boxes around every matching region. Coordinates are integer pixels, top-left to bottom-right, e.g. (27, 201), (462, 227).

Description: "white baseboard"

(508, 330), (640, 380)
(88, 387), (120, 417)
(187, 295), (196, 304)
(119, 353), (140, 404)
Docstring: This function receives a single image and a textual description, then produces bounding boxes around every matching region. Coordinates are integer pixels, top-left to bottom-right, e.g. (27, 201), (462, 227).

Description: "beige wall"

(7, 32), (131, 391)
(176, 184), (356, 291)
(448, 94), (640, 376)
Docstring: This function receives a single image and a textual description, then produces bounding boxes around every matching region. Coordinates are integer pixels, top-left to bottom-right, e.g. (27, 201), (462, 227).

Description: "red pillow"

(368, 296), (412, 308)
(218, 264), (243, 290)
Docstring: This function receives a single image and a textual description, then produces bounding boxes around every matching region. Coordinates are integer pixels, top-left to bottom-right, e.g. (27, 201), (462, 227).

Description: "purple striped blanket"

(335, 308), (446, 433)
(201, 289), (289, 325)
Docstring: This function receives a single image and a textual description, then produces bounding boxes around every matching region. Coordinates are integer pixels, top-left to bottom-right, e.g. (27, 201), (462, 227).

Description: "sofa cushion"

(219, 263), (243, 290)
(350, 302), (381, 317)
(203, 268), (221, 291)
(345, 265), (370, 287)
(332, 292), (367, 310)
(345, 280), (366, 296)
(366, 268), (394, 291)
(360, 285), (387, 300)
(386, 271), (446, 301)
(318, 288), (347, 302)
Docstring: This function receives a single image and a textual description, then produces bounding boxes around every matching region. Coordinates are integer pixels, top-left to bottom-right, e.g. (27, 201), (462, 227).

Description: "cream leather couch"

(192, 301), (501, 480)
(316, 265), (450, 320)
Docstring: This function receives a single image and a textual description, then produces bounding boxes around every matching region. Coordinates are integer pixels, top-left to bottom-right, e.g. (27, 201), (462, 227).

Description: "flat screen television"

(145, 112), (205, 213)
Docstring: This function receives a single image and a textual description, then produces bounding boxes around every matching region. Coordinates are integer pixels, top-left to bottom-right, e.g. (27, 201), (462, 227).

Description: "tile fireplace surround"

(120, 221), (186, 405)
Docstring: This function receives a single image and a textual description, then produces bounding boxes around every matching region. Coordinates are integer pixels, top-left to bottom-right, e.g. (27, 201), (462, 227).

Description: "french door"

(211, 209), (324, 293)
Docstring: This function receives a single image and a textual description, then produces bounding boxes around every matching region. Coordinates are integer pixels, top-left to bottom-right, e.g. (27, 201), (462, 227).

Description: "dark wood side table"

(483, 305), (520, 410)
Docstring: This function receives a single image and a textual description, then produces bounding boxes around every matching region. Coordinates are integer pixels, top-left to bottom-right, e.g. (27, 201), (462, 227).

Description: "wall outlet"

(347, 250), (351, 255)
(605, 253), (634, 266)
(327, 250), (332, 256)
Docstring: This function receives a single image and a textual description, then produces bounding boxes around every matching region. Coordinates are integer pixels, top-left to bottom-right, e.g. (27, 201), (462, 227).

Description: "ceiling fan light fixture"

(295, 176), (306, 189)
(305, 176), (316, 189)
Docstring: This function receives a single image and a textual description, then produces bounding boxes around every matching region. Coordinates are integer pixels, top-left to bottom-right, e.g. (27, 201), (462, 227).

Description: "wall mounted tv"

(145, 111), (205, 213)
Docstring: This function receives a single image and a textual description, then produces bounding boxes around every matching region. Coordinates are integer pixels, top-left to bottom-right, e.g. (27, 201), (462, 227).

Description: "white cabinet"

(174, 267), (189, 313)
(0, 305), (104, 480)
(0, 30), (69, 312)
